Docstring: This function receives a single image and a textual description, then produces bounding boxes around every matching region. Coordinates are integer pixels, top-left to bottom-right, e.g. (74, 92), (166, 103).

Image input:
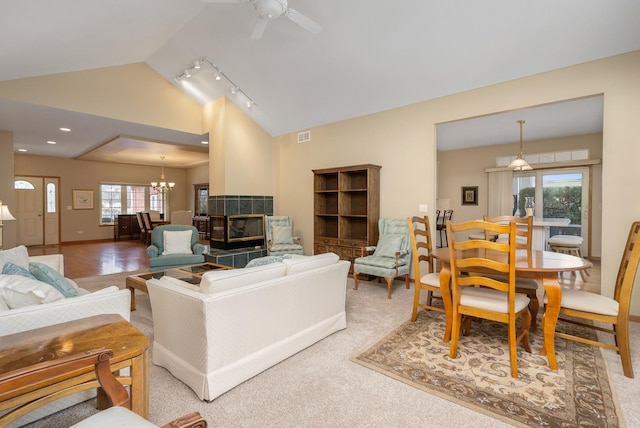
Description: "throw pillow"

(0, 245), (30, 271)
(2, 261), (37, 279)
(271, 225), (294, 245)
(162, 230), (193, 255)
(0, 274), (65, 309)
(29, 262), (78, 297)
(245, 254), (293, 268)
(373, 234), (405, 258)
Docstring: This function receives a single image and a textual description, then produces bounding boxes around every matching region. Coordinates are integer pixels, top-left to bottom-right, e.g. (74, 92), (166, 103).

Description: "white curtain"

(487, 170), (513, 217)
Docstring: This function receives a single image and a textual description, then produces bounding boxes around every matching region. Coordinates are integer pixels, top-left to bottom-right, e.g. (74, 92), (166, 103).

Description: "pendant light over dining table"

(508, 120), (533, 171)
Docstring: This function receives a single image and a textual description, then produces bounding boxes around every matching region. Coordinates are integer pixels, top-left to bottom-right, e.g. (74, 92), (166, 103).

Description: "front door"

(15, 176), (60, 246)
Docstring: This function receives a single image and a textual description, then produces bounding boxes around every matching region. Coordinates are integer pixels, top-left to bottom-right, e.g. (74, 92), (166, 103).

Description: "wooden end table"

(0, 314), (150, 425)
(126, 262), (232, 310)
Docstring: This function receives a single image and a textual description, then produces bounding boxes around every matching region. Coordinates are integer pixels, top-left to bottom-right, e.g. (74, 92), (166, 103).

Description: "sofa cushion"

(0, 245), (30, 271)
(271, 225), (294, 244)
(162, 230), (193, 255)
(2, 261), (37, 279)
(373, 234), (404, 258)
(29, 262), (78, 297)
(0, 274), (65, 309)
(200, 263), (287, 294)
(282, 252), (339, 275)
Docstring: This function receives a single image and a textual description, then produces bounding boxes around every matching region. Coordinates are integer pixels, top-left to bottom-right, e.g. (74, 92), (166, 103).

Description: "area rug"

(352, 310), (621, 427)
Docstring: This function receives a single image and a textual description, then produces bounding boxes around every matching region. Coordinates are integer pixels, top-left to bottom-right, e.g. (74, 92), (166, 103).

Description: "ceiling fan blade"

(251, 17), (269, 40)
(285, 8), (322, 34)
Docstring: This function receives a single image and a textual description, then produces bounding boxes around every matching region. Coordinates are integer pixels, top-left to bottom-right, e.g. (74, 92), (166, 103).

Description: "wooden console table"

(0, 314), (150, 424)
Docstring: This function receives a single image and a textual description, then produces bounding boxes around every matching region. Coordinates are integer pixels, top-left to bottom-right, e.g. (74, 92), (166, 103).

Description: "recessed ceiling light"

(18, 149), (27, 152)
(59, 127), (71, 132)
(201, 141), (208, 145)
(47, 140), (57, 145)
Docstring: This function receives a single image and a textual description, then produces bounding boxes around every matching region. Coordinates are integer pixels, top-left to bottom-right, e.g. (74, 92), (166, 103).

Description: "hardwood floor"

(27, 240), (150, 279)
(26, 239), (601, 294)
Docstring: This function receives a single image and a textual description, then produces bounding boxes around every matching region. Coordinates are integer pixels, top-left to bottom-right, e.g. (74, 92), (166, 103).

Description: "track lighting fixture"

(173, 57), (256, 108)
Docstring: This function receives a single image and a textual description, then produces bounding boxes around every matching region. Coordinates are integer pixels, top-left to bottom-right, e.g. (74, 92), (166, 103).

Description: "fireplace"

(210, 214), (265, 250)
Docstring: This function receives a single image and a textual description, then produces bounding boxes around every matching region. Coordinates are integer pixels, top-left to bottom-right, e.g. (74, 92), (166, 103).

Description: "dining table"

(432, 247), (592, 371)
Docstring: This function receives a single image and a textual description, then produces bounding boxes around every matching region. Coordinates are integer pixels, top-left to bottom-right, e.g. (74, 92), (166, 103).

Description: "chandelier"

(151, 156), (175, 194)
(508, 119), (533, 171)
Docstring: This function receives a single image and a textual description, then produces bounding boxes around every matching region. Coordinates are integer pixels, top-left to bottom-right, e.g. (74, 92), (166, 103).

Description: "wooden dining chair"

(141, 211), (154, 245)
(135, 212), (147, 244)
(546, 221), (640, 378)
(0, 348), (207, 427)
(483, 215), (539, 332)
(407, 216), (451, 340)
(446, 219), (531, 378)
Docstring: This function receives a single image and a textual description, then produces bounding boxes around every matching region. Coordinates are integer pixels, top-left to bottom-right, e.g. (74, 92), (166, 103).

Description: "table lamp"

(0, 200), (16, 250)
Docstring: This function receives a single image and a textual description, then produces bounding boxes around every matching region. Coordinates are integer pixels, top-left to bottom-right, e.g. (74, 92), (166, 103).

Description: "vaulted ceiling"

(1, 0), (638, 165)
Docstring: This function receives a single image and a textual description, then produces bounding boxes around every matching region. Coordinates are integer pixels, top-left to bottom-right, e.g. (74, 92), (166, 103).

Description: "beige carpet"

(352, 309), (620, 427)
(18, 273), (640, 427)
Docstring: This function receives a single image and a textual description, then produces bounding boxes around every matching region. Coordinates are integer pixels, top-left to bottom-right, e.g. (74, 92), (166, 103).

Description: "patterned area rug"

(352, 310), (621, 427)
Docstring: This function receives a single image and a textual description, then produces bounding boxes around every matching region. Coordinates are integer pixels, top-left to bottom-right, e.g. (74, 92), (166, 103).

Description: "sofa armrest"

(146, 245), (159, 258)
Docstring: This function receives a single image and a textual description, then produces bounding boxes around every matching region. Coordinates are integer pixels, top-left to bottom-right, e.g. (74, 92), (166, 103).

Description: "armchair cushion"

(162, 230), (194, 255)
(272, 225), (294, 244)
(372, 234), (404, 258)
(354, 255), (407, 269)
(29, 261), (78, 297)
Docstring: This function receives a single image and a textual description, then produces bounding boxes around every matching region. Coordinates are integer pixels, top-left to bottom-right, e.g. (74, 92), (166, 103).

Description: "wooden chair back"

(614, 221), (640, 309)
(0, 348), (129, 425)
(483, 215), (532, 250)
(407, 216), (448, 325)
(445, 219), (531, 378)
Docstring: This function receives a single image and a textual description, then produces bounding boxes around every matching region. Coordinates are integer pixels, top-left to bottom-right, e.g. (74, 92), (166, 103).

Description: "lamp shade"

(0, 204), (16, 221)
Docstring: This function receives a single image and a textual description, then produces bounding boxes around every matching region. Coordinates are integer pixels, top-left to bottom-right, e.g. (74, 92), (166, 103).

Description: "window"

(14, 180), (34, 190)
(194, 183), (209, 216)
(46, 183), (56, 213)
(100, 184), (167, 225)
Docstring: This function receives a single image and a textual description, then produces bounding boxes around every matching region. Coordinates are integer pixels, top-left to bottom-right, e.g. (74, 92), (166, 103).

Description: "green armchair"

(146, 225), (205, 271)
(265, 215), (304, 256)
(353, 218), (412, 299)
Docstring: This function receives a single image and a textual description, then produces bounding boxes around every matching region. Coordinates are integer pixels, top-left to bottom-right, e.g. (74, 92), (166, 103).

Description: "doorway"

(14, 176), (60, 246)
(514, 167), (590, 255)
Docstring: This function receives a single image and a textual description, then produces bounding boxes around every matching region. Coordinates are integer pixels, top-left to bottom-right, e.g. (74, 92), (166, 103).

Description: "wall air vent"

(297, 130), (311, 144)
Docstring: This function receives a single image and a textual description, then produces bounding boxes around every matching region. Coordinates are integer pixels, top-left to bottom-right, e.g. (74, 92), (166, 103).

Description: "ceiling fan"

(201, 0), (322, 40)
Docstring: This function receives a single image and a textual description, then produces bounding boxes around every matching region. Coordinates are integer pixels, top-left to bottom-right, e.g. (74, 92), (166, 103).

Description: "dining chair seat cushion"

(354, 255), (407, 269)
(544, 288), (619, 317)
(548, 235), (584, 246)
(373, 234), (405, 257)
(420, 272), (441, 288)
(71, 406), (158, 427)
(460, 287), (530, 313)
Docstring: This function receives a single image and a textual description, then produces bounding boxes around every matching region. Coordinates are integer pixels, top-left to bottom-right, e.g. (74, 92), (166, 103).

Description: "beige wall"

(0, 131), (16, 248)
(14, 155), (191, 242)
(438, 133), (603, 256)
(0, 63), (202, 134)
(276, 50), (640, 313)
(204, 97), (277, 198)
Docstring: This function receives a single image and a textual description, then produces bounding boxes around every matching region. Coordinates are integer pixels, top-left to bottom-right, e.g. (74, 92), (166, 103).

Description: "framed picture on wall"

(461, 186), (478, 206)
(72, 189), (94, 210)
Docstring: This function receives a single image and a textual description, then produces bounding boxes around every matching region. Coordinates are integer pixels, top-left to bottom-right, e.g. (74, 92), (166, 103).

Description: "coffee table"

(126, 262), (232, 310)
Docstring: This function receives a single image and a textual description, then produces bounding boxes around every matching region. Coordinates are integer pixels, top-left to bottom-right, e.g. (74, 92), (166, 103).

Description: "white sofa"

(146, 252), (350, 401)
(0, 252), (131, 427)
